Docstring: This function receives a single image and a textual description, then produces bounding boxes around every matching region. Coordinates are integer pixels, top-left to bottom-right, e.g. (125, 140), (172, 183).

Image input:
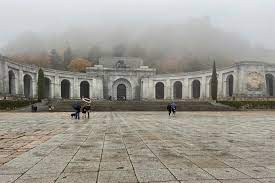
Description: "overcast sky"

(0, 0), (274, 49)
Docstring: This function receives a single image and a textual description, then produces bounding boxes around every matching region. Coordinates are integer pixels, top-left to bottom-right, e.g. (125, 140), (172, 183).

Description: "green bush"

(219, 101), (275, 109)
(0, 100), (38, 110)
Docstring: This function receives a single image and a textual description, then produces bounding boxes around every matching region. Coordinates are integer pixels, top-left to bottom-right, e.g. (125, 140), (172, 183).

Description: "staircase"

(46, 100), (235, 112)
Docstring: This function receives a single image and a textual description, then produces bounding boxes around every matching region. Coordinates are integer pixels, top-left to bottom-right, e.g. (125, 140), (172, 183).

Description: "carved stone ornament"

(246, 72), (264, 91)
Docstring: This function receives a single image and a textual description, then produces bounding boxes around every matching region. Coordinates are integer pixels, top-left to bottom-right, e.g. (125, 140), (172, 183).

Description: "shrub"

(0, 100), (38, 110)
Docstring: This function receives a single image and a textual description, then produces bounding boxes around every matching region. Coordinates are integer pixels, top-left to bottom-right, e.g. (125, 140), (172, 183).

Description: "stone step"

(45, 100), (235, 112)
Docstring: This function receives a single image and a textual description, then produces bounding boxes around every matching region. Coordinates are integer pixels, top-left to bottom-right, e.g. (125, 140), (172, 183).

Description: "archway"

(44, 77), (51, 98)
(155, 82), (164, 99)
(192, 80), (200, 99)
(173, 81), (182, 99)
(80, 81), (90, 98)
(112, 78), (132, 100)
(226, 75), (234, 97)
(117, 84), (126, 100)
(266, 74), (274, 96)
(61, 79), (70, 99)
(23, 74), (32, 98)
(8, 70), (16, 95)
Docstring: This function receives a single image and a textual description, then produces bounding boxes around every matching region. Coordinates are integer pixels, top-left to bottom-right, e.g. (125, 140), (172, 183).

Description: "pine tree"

(37, 68), (45, 101)
(211, 60), (218, 100)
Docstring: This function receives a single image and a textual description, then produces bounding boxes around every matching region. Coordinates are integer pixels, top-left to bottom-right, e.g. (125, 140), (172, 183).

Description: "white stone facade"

(0, 55), (275, 100)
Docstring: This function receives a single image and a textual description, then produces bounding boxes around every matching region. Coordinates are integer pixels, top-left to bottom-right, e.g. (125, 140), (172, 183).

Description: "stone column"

(50, 81), (54, 98)
(182, 79), (188, 99)
(165, 79), (171, 100)
(201, 77), (206, 99)
(32, 74), (37, 98)
(89, 79), (93, 99)
(18, 68), (24, 96)
(54, 75), (61, 99)
(73, 77), (79, 99)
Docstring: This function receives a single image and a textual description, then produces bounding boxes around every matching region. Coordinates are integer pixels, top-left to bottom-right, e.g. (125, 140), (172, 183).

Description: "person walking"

(167, 103), (172, 116)
(171, 102), (177, 116)
(72, 102), (81, 120)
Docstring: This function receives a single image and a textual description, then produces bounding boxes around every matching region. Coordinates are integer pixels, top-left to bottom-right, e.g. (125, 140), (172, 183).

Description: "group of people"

(167, 102), (177, 116)
(71, 99), (91, 120)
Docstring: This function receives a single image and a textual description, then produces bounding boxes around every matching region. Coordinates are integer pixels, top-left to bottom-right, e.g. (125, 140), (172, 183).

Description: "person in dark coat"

(167, 103), (172, 116)
(72, 102), (81, 120)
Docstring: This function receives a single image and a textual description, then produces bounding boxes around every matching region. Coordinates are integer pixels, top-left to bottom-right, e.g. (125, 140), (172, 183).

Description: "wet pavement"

(0, 111), (275, 183)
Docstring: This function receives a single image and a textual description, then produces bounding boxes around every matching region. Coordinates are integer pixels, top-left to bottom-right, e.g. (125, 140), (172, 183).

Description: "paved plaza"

(0, 111), (275, 183)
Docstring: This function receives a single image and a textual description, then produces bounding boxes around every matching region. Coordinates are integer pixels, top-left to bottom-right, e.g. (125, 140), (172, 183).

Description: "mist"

(0, 0), (274, 73)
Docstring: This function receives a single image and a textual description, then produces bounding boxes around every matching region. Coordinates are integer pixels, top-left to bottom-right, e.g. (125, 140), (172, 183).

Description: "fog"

(0, 0), (274, 72)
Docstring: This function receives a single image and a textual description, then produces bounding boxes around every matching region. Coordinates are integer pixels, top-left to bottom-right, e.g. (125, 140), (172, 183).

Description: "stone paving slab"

(0, 111), (275, 183)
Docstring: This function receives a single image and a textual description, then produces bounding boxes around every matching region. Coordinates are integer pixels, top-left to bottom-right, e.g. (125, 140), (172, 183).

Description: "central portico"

(86, 57), (156, 100)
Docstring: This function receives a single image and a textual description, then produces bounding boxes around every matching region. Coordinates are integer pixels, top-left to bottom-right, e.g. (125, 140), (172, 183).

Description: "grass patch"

(0, 100), (38, 110)
(219, 101), (275, 109)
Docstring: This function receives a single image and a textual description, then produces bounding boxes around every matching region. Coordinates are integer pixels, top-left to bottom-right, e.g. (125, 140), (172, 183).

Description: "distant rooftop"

(98, 57), (144, 69)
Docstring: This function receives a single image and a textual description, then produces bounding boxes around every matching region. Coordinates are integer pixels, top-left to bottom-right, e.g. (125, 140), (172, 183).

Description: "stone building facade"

(0, 55), (275, 100)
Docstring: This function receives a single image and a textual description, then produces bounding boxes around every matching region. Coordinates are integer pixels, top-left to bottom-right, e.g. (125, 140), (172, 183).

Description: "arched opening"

(226, 75), (234, 97)
(155, 82), (164, 99)
(173, 81), (182, 99)
(117, 84), (126, 100)
(8, 70), (16, 95)
(61, 79), (70, 99)
(80, 81), (90, 98)
(266, 74), (274, 96)
(192, 80), (200, 99)
(23, 74), (32, 98)
(44, 77), (51, 98)
(112, 78), (132, 100)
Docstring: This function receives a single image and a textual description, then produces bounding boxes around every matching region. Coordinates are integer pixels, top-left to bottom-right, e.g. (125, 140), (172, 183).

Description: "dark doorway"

(23, 74), (32, 98)
(117, 84), (126, 100)
(173, 81), (182, 99)
(61, 79), (70, 99)
(80, 81), (90, 98)
(155, 82), (164, 99)
(226, 75), (234, 97)
(8, 70), (16, 95)
(266, 74), (274, 96)
(44, 77), (51, 98)
(192, 80), (200, 99)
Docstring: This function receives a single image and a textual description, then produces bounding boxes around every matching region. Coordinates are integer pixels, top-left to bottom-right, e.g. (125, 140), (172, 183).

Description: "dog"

(71, 113), (76, 118)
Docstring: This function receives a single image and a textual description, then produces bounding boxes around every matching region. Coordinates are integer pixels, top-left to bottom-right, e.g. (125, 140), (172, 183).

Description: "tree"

(37, 68), (45, 101)
(49, 49), (63, 70)
(67, 58), (92, 72)
(64, 46), (73, 67)
(211, 60), (218, 100)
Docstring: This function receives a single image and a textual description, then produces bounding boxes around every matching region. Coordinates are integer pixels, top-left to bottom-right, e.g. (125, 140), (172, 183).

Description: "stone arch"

(192, 80), (200, 99)
(173, 81), (182, 99)
(155, 82), (164, 99)
(80, 81), (90, 98)
(226, 75), (234, 97)
(8, 70), (16, 95)
(23, 74), (32, 98)
(44, 77), (51, 98)
(112, 78), (132, 100)
(61, 79), (71, 99)
(266, 74), (274, 96)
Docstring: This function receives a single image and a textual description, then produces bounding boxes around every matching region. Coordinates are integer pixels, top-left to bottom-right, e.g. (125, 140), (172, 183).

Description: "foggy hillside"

(2, 18), (275, 73)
